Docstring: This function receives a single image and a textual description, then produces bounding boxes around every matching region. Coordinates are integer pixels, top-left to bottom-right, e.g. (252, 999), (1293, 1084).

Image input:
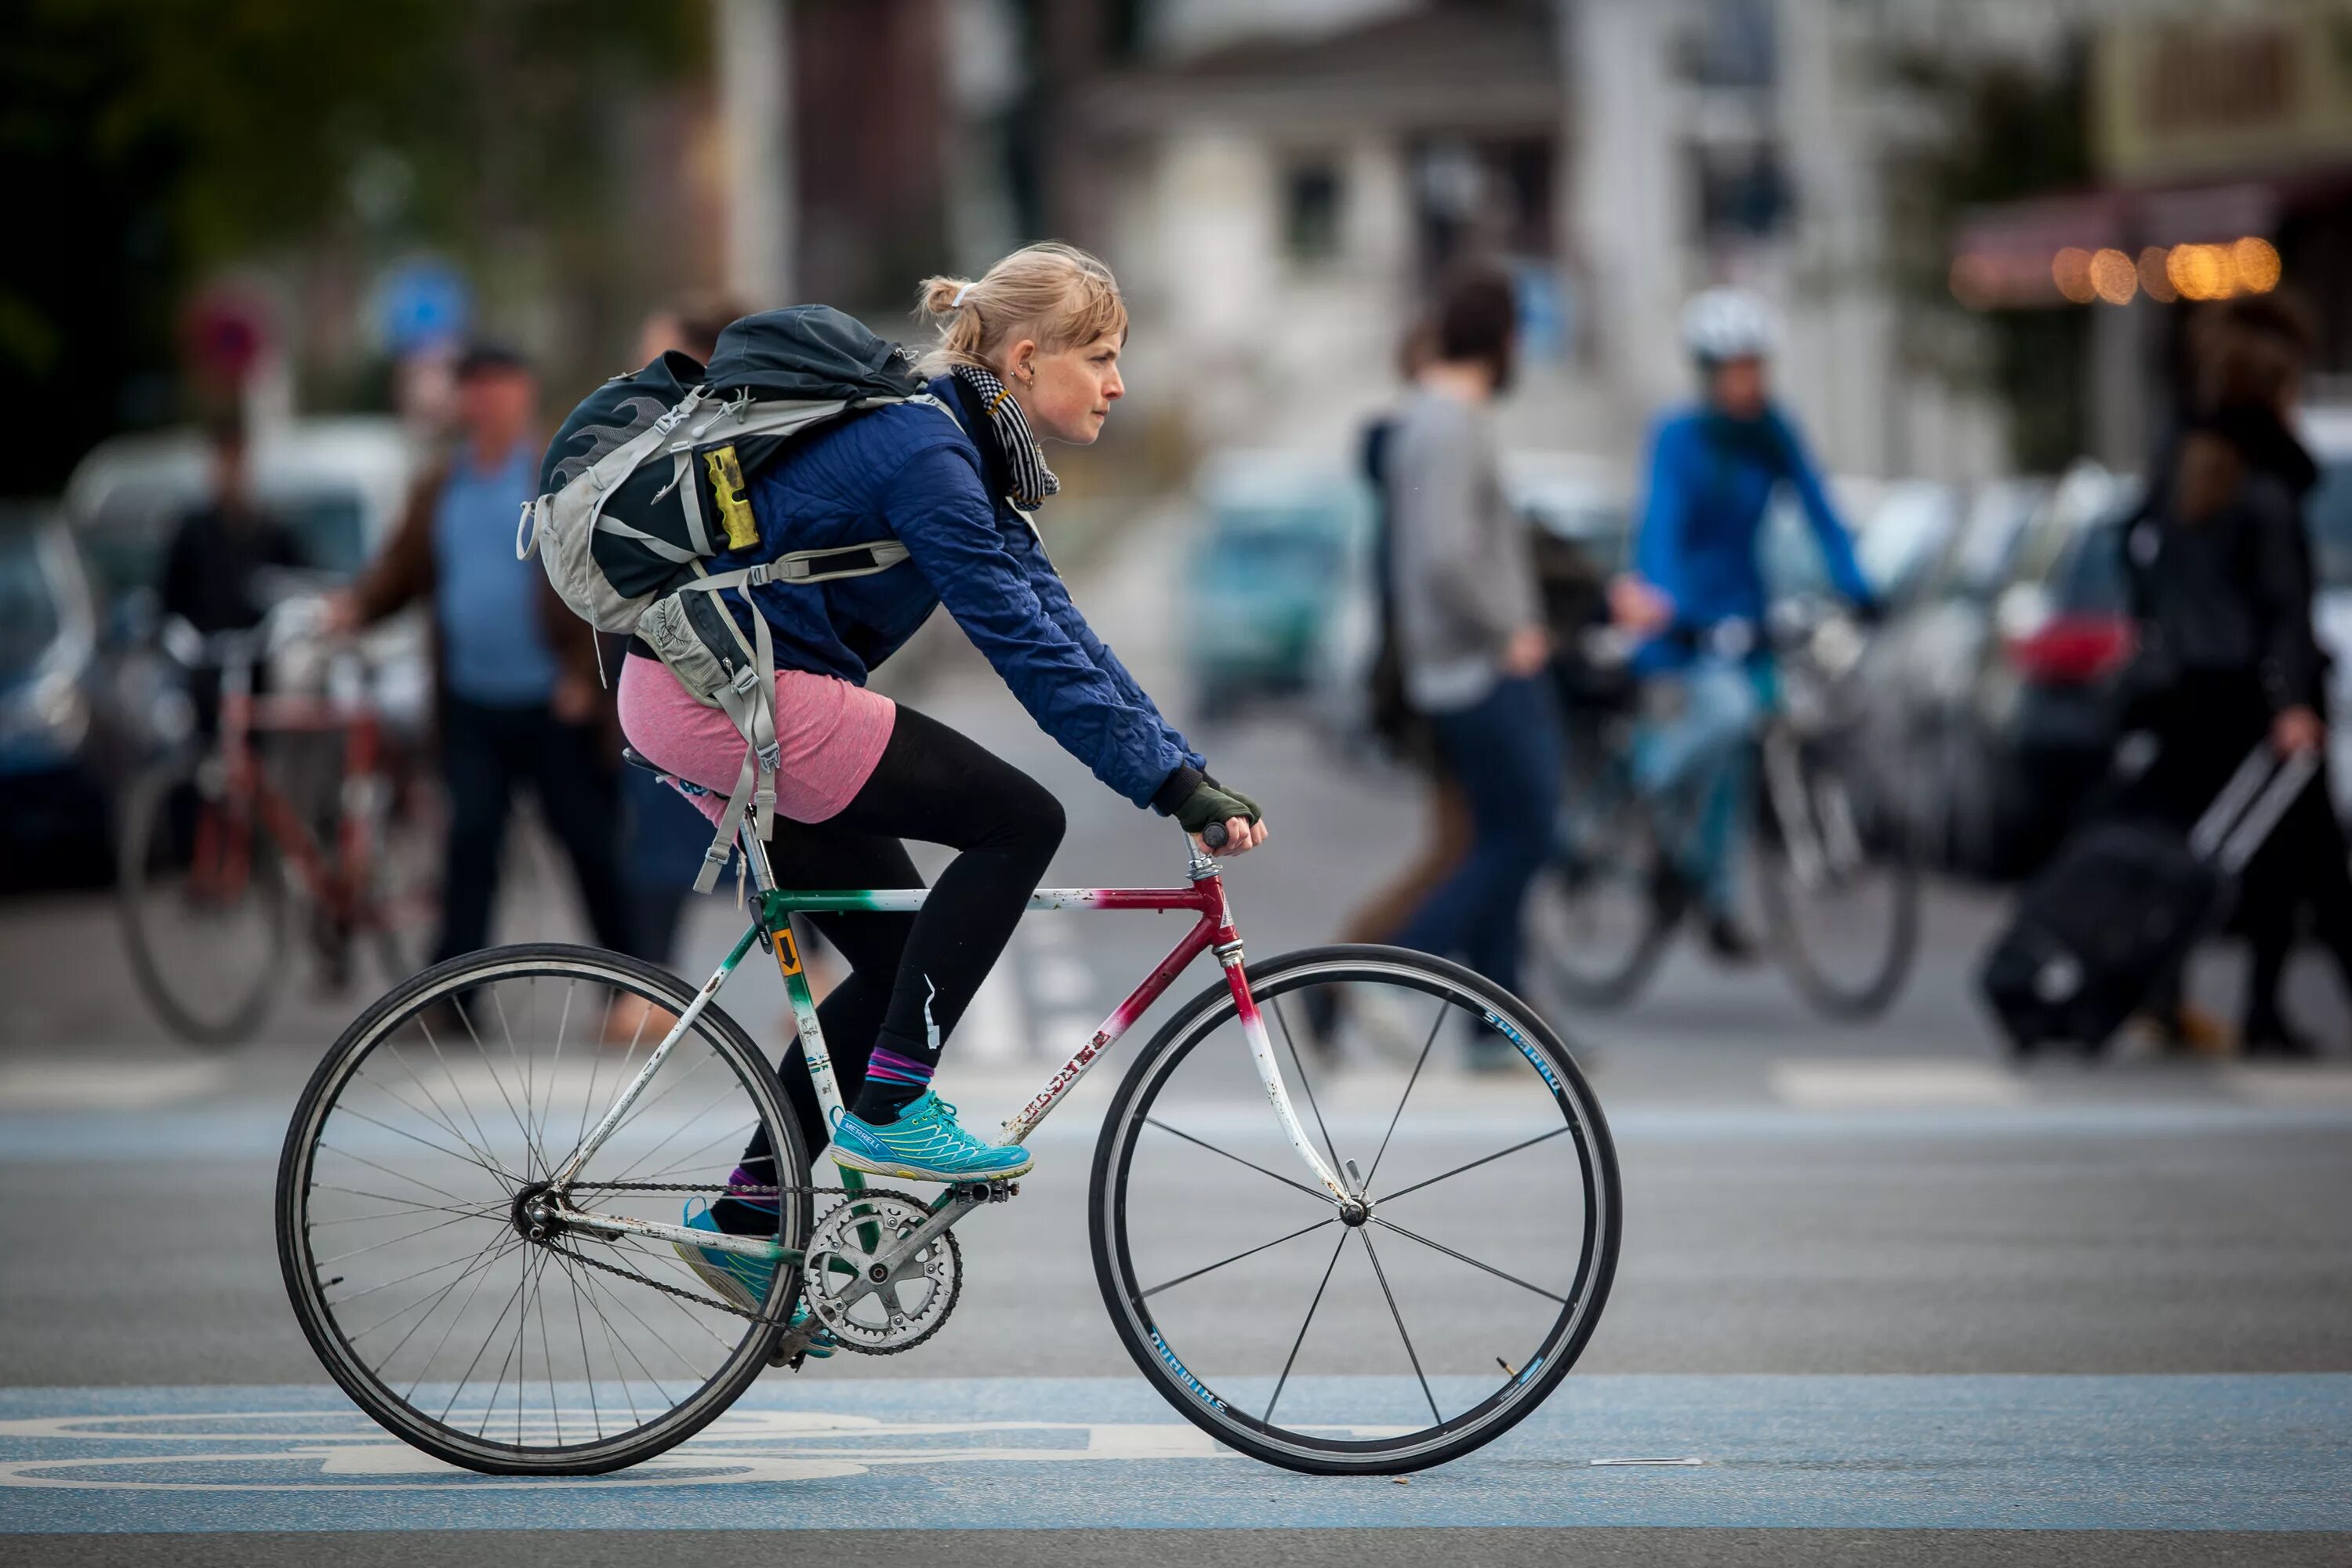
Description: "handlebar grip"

(1201, 822), (1229, 850)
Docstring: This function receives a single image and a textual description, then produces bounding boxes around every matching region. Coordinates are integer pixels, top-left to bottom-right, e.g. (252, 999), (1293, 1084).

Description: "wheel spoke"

(1376, 1126), (1571, 1205)
(1139, 1216), (1337, 1301)
(1142, 1118), (1335, 1206)
(1368, 1215), (1566, 1304)
(1364, 996), (1447, 1189)
(1265, 1231), (1348, 1425)
(1359, 1230), (1441, 1428)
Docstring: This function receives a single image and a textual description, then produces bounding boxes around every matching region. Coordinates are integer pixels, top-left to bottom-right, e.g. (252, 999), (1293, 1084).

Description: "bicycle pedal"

(953, 1178), (1018, 1204)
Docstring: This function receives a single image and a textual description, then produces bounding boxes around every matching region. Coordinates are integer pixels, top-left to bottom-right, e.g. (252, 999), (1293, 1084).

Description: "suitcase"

(1978, 743), (2320, 1055)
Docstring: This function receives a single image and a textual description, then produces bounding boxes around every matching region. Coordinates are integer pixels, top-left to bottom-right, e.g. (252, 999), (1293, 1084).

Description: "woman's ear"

(1007, 337), (1040, 383)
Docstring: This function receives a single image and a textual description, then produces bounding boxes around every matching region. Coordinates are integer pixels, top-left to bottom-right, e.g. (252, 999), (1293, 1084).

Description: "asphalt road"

(4, 514), (2350, 1565)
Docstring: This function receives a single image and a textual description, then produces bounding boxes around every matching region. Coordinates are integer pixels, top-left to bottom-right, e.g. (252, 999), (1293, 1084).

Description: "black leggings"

(742, 705), (1064, 1172)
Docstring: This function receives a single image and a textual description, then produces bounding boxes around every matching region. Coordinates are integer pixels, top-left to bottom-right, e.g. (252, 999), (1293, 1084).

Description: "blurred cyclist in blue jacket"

(1618, 289), (1876, 959)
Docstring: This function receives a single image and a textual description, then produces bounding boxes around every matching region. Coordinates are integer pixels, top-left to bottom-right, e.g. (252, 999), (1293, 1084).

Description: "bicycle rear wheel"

(278, 943), (811, 1475)
(1755, 728), (1921, 1020)
(116, 751), (287, 1044)
(1092, 946), (1619, 1475)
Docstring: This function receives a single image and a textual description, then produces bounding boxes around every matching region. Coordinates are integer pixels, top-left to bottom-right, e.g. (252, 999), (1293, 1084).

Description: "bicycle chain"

(539, 1185), (939, 1348)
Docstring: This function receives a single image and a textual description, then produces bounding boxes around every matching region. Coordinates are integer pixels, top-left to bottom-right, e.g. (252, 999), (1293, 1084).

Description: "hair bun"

(918, 275), (972, 317)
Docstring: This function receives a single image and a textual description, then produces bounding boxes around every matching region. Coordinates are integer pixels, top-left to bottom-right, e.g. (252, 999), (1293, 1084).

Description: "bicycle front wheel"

(278, 943), (811, 1475)
(1755, 730), (1922, 1020)
(1092, 945), (1619, 1475)
(117, 751), (288, 1044)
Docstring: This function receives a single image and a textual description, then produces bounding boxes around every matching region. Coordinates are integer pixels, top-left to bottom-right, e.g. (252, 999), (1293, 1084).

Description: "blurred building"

(1951, 2), (2352, 466)
(1020, 0), (2011, 481)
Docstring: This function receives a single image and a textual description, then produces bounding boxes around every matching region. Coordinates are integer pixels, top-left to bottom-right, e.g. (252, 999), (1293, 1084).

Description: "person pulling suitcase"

(1981, 743), (2319, 1057)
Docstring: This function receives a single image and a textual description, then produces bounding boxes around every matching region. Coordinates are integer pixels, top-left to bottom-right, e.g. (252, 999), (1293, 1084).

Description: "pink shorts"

(616, 654), (896, 826)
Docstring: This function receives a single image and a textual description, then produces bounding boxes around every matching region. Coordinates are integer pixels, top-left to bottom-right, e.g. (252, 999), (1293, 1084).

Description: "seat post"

(737, 817), (779, 895)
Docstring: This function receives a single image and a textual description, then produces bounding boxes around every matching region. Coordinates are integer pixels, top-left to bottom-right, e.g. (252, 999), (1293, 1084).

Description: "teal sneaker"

(829, 1091), (1035, 1183)
(674, 1202), (833, 1357)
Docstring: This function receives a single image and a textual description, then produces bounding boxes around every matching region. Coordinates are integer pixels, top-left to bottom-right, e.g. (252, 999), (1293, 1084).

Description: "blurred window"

(0, 528), (64, 678)
(272, 492), (369, 578)
(82, 485), (367, 598)
(1695, 144), (1790, 241)
(1679, 0), (1777, 89)
(2056, 520), (2128, 613)
(1284, 162), (1344, 263)
(2309, 459), (2352, 590)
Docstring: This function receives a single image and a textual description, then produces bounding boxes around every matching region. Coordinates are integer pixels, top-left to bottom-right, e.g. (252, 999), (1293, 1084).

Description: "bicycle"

(1528, 607), (1920, 1020)
(276, 751), (1620, 1476)
(117, 601), (434, 1044)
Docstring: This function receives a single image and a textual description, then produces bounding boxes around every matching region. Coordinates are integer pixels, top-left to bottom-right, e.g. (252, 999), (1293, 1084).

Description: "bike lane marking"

(1, 1374), (2346, 1534)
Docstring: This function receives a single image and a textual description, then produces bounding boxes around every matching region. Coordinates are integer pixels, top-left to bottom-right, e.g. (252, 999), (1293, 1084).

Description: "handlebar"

(1201, 821), (1229, 850)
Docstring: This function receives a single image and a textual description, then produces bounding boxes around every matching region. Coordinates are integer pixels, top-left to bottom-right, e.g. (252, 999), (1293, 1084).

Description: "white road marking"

(1769, 1059), (2027, 1110)
(0, 1060), (227, 1112)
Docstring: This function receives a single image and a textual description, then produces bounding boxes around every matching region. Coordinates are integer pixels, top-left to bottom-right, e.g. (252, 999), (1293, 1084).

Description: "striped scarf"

(952, 364), (1061, 510)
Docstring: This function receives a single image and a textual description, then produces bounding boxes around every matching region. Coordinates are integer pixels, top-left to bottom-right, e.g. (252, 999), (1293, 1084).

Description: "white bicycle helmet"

(1680, 288), (1777, 365)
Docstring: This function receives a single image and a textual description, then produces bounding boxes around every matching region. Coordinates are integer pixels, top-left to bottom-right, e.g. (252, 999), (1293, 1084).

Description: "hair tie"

(952, 285), (971, 309)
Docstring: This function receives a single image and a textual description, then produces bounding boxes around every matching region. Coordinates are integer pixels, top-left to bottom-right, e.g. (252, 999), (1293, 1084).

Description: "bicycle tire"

(1526, 780), (1675, 1011)
(1755, 750), (1922, 1022)
(278, 942), (810, 1475)
(116, 752), (287, 1046)
(1091, 944), (1620, 1475)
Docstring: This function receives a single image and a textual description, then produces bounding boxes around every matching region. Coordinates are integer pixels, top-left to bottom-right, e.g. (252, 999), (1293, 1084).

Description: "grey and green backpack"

(521, 305), (935, 891)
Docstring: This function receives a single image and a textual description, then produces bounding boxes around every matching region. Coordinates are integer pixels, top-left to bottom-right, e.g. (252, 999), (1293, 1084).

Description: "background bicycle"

(114, 597), (437, 1044)
(1527, 601), (1921, 1020)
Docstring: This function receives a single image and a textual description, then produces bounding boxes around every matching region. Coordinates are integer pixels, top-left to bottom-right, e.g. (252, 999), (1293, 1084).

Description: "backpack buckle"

(731, 665), (762, 695)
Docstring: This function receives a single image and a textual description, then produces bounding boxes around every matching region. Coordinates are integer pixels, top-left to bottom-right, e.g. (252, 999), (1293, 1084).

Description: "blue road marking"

(1, 1375), (2346, 1534)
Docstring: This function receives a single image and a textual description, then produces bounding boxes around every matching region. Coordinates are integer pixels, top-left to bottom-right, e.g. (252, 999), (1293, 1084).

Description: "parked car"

(1184, 451), (1372, 709)
(62, 417), (430, 772)
(0, 506), (127, 880)
(1852, 467), (2130, 877)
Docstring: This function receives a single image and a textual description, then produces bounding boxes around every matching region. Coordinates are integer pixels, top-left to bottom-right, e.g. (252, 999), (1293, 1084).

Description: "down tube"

(1000, 910), (1222, 1145)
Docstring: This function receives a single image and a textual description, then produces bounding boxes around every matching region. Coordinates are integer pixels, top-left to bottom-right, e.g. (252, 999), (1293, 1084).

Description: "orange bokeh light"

(2052, 248), (2096, 304)
(2230, 236), (2281, 293)
(2089, 248), (2137, 305)
(2167, 243), (2228, 301)
(2137, 247), (2177, 303)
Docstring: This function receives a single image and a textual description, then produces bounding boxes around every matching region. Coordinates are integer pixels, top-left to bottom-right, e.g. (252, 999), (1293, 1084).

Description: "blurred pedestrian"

(2116, 291), (2352, 1056)
(1336, 321), (1472, 950)
(1386, 266), (1559, 1032)
(162, 412), (303, 637)
(1620, 289), (1876, 960)
(325, 343), (633, 967)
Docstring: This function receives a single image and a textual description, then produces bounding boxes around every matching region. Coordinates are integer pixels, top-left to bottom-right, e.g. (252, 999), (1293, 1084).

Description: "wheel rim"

(1102, 958), (1613, 1466)
(284, 953), (804, 1465)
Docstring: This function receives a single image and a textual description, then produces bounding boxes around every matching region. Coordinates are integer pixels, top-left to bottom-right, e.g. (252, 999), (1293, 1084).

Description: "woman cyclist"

(617, 245), (1268, 1310)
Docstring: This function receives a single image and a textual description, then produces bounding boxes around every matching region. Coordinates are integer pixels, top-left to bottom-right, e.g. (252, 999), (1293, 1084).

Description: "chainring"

(802, 1189), (962, 1355)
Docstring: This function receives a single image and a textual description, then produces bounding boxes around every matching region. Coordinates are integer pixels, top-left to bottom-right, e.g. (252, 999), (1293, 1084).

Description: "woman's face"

(1004, 332), (1124, 445)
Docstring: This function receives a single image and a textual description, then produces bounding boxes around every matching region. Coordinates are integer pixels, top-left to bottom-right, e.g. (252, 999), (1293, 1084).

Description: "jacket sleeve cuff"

(1151, 764), (1204, 816)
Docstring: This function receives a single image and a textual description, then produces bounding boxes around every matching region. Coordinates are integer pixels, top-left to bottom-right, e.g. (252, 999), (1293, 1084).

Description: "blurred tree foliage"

(1891, 45), (2094, 473)
(1, 0), (702, 492)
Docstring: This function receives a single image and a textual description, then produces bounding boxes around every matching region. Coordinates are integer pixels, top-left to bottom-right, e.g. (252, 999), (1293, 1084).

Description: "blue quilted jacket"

(724, 375), (1203, 808)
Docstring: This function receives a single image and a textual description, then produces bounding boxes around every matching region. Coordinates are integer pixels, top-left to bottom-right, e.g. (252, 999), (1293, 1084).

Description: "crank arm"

(818, 1190), (983, 1319)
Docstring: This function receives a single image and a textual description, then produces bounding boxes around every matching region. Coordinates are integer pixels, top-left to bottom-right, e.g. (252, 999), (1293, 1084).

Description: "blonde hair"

(914, 242), (1128, 378)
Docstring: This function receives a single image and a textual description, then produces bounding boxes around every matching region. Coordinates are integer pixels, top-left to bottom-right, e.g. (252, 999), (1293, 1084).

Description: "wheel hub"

(510, 1179), (561, 1243)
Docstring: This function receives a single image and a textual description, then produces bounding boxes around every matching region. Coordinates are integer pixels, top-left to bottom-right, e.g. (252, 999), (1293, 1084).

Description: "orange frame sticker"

(771, 926), (803, 977)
